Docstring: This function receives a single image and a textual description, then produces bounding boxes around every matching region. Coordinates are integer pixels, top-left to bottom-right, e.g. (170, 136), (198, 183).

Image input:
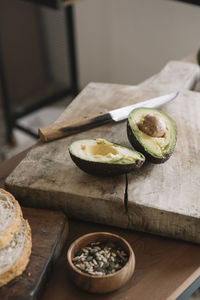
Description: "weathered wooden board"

(5, 61), (200, 244)
(0, 207), (68, 300)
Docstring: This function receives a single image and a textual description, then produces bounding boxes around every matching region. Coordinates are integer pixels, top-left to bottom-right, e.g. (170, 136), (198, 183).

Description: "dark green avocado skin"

(69, 151), (144, 177)
(127, 122), (176, 164)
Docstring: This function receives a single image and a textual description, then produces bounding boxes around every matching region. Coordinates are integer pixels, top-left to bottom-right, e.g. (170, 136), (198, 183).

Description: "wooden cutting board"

(5, 61), (200, 244)
(0, 207), (68, 300)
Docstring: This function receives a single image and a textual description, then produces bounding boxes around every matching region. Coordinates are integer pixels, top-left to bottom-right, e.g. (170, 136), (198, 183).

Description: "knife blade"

(38, 91), (179, 142)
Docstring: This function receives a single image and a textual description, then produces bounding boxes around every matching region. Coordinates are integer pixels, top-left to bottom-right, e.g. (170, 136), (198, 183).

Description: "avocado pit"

(138, 113), (166, 137)
(127, 107), (177, 164)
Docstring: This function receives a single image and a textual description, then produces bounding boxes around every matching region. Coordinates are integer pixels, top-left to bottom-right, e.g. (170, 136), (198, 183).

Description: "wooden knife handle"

(38, 112), (112, 142)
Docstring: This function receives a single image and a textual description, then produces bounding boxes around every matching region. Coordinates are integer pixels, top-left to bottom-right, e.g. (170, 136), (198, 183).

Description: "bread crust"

(0, 220), (32, 287)
(0, 189), (23, 249)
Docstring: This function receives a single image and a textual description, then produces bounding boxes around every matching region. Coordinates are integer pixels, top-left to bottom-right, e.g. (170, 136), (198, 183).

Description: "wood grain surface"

(5, 61), (200, 245)
(0, 205), (68, 300)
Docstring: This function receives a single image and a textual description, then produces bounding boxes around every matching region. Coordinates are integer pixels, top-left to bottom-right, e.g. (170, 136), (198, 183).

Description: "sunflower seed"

(72, 241), (128, 276)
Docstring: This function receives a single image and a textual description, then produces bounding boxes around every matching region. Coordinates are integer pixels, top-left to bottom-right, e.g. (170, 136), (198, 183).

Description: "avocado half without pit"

(127, 107), (177, 164)
(69, 138), (145, 176)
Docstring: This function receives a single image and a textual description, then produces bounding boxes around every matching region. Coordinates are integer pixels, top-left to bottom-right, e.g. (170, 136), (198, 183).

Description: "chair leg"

(0, 40), (14, 145)
(65, 5), (79, 97)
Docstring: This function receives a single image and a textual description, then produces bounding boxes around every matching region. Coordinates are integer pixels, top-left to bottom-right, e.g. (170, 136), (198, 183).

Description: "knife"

(38, 91), (179, 142)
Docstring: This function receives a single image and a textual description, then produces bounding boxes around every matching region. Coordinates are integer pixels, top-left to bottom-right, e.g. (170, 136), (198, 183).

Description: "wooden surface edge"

(0, 149), (29, 188)
(167, 267), (200, 300)
(30, 213), (69, 300)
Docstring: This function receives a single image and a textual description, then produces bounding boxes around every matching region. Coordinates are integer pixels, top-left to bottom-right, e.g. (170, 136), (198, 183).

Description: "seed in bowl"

(72, 241), (128, 276)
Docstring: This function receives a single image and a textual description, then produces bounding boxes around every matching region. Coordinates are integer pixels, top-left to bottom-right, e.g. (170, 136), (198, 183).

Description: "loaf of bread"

(0, 189), (23, 249)
(0, 220), (32, 287)
(0, 189), (32, 287)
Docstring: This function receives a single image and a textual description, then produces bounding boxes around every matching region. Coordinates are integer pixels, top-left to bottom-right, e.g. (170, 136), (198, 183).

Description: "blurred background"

(0, 0), (199, 162)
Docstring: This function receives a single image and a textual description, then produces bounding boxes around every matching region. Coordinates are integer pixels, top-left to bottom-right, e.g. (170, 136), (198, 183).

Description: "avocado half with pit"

(127, 107), (177, 164)
(69, 138), (145, 176)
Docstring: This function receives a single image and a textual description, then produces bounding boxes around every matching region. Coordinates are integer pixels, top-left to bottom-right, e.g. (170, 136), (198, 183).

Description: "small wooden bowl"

(66, 232), (135, 293)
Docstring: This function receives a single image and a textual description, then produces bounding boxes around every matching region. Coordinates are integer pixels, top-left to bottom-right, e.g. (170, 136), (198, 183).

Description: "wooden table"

(1, 151), (200, 300)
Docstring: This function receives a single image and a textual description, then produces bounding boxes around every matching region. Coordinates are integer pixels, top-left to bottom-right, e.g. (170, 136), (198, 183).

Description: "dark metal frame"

(22, 0), (61, 9)
(173, 0), (200, 6)
(0, 4), (78, 142)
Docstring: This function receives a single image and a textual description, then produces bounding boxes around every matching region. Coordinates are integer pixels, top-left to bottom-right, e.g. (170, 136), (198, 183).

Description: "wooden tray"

(0, 207), (68, 300)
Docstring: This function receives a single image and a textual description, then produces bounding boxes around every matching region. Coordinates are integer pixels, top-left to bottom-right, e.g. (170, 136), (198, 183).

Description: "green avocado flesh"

(69, 138), (145, 176)
(127, 107), (177, 163)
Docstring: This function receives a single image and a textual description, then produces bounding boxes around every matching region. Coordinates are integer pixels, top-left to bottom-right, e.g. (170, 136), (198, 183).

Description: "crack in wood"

(124, 173), (128, 215)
